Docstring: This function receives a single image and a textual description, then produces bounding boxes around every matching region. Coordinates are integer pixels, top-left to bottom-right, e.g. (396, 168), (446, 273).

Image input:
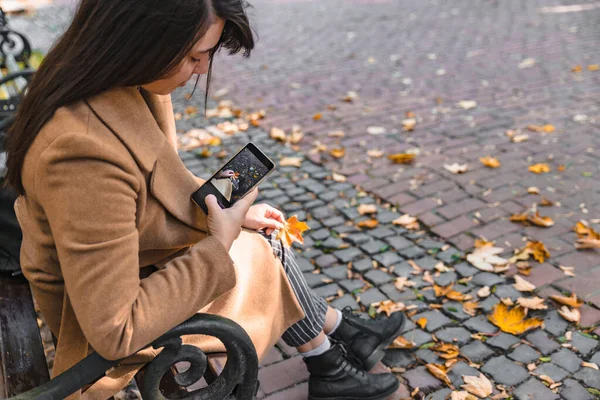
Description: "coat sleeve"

(35, 133), (236, 360)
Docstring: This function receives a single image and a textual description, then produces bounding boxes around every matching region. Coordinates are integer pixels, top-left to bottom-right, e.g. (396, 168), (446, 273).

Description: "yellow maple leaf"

(432, 343), (460, 360)
(276, 215), (310, 248)
(416, 317), (428, 329)
(480, 156), (501, 168)
(329, 147), (346, 158)
(388, 153), (416, 164)
(528, 163), (551, 174)
(488, 303), (543, 335)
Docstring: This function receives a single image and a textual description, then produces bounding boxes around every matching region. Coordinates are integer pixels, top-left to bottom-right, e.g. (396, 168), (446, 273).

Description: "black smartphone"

(192, 142), (275, 215)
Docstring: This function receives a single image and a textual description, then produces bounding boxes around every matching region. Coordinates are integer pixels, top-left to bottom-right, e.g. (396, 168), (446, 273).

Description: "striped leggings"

(261, 231), (329, 347)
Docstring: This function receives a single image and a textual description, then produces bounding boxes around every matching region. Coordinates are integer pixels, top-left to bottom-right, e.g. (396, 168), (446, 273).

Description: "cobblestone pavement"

(13, 2), (600, 399)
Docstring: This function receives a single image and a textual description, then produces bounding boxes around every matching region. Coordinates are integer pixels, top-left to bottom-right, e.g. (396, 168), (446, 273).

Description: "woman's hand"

(243, 203), (286, 236)
(206, 188), (258, 250)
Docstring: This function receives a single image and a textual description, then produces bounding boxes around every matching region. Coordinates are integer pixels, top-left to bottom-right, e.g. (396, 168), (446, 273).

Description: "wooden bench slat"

(0, 273), (50, 397)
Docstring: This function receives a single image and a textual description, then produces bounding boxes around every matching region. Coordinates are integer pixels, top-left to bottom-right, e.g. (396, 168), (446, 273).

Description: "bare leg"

(322, 306), (339, 335)
(297, 331), (327, 353)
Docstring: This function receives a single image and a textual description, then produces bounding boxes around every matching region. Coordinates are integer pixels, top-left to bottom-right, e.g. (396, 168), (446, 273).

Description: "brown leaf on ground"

(477, 286), (491, 298)
(589, 64), (600, 71)
(558, 306), (580, 324)
(529, 212), (555, 227)
(367, 149), (384, 158)
(331, 172), (347, 182)
(444, 163), (469, 174)
(527, 124), (556, 133)
(357, 219), (379, 229)
(474, 239), (495, 248)
(270, 127), (287, 142)
(416, 318), (428, 330)
(329, 147), (346, 158)
(357, 204), (378, 215)
(403, 118), (417, 131)
(388, 153), (416, 164)
(289, 125), (304, 144)
(513, 275), (536, 292)
(434, 284), (454, 297)
(528, 163), (551, 174)
(572, 65), (583, 73)
(576, 237), (600, 249)
(480, 156), (501, 168)
(328, 130), (345, 138)
(342, 91), (358, 102)
(463, 301), (480, 317)
(461, 373), (493, 398)
(446, 290), (472, 302)
(392, 214), (420, 230)
(276, 215), (310, 248)
(528, 187), (540, 194)
(390, 335), (415, 349)
(426, 364), (453, 387)
(394, 277), (416, 291)
(375, 300), (406, 317)
(539, 197), (554, 207)
(313, 113), (322, 121)
(510, 241), (551, 263)
(559, 265), (576, 277)
(488, 303), (544, 335)
(550, 293), (584, 308)
(510, 213), (529, 223)
(467, 246), (508, 272)
(517, 297), (547, 310)
(432, 343), (460, 360)
(279, 157), (303, 167)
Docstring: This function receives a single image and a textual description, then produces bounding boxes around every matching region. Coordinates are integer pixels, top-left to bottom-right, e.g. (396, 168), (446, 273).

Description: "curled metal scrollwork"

(8, 313), (259, 400)
(0, 8), (32, 66)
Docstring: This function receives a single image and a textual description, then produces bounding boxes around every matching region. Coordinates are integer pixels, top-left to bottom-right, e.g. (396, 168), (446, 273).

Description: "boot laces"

(341, 306), (384, 340)
(338, 341), (366, 377)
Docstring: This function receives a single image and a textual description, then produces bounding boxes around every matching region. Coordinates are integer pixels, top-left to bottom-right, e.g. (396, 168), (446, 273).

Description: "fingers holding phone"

(206, 188), (259, 250)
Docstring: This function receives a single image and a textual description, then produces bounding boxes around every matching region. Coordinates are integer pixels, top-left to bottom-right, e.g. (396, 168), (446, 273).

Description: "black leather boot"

(331, 307), (406, 371)
(304, 342), (399, 400)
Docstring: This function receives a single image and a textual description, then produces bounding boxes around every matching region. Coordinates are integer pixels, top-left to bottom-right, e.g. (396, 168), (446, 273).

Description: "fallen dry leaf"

(403, 118), (417, 131)
(276, 215), (310, 248)
(394, 277), (416, 292)
(432, 343), (460, 360)
(270, 127), (287, 142)
(559, 265), (576, 277)
(572, 65), (582, 73)
(557, 306), (580, 324)
(501, 297), (515, 306)
(529, 212), (555, 227)
(582, 362), (599, 370)
(509, 241), (551, 264)
(367, 126), (386, 135)
(388, 153), (416, 164)
(357, 204), (378, 215)
(467, 246), (508, 272)
(446, 290), (471, 302)
(328, 130), (345, 138)
(357, 219), (379, 229)
(451, 392), (478, 400)
(528, 163), (551, 174)
(390, 335), (415, 349)
(549, 293), (584, 308)
(463, 301), (480, 317)
(480, 156), (501, 168)
(342, 91), (358, 102)
(589, 64), (599, 72)
(457, 100), (477, 110)
(528, 187), (541, 194)
(426, 364), (453, 387)
(513, 275), (536, 292)
(474, 239), (495, 248)
(416, 318), (428, 330)
(576, 237), (600, 250)
(488, 303), (544, 335)
(444, 163), (469, 174)
(461, 373), (493, 398)
(392, 214), (420, 230)
(289, 125), (304, 144)
(279, 157), (303, 167)
(375, 300), (405, 317)
(367, 149), (384, 158)
(517, 297), (547, 310)
(434, 284), (454, 297)
(331, 172), (347, 182)
(329, 147), (346, 158)
(313, 113), (322, 121)
(477, 286), (491, 298)
(527, 124), (556, 133)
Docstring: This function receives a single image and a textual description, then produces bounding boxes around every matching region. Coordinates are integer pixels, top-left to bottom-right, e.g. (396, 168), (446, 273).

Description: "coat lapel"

(85, 87), (207, 232)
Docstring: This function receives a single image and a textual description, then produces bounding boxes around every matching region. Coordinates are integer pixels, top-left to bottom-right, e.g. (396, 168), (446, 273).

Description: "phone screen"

(210, 146), (270, 204)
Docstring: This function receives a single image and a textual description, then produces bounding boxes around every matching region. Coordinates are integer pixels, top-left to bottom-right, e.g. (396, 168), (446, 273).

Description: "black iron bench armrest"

(7, 314), (259, 400)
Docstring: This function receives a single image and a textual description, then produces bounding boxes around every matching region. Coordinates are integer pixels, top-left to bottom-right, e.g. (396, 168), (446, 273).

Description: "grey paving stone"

(358, 288), (387, 307)
(391, 261), (414, 277)
(486, 332), (520, 350)
(337, 279), (364, 293)
(508, 344), (540, 364)
(345, 233), (372, 245)
(481, 356), (529, 386)
(479, 295), (500, 312)
(514, 378), (560, 400)
(417, 239), (446, 250)
(553, 348), (584, 373)
(332, 223), (358, 234)
(330, 294), (360, 311)
(402, 366), (443, 394)
(352, 258), (373, 272)
(323, 265), (350, 280)
(303, 272), (326, 288)
(454, 262), (479, 277)
(433, 271), (457, 287)
(315, 254), (338, 268)
(379, 283), (417, 302)
(415, 349), (442, 365)
(334, 247), (363, 263)
(427, 388), (452, 400)
(447, 361), (481, 387)
(572, 332), (599, 357)
(406, 329), (434, 347)
(369, 227), (396, 239)
(574, 367), (600, 389)
(536, 362), (570, 382)
(412, 256), (439, 271)
(320, 236), (344, 249)
(373, 252), (404, 268)
(560, 378), (594, 400)
(472, 272), (505, 287)
(437, 249), (463, 264)
(493, 284), (522, 301)
(377, 211), (402, 224)
(314, 283), (342, 298)
(398, 246), (426, 259)
(382, 349), (416, 368)
(364, 269), (394, 285)
(302, 248), (321, 259)
(591, 352), (600, 365)
(435, 327), (472, 345)
(442, 301), (471, 321)
(461, 341), (496, 363)
(322, 216), (345, 227)
(526, 330), (560, 356)
(464, 316), (499, 334)
(385, 236), (412, 250)
(297, 257), (315, 273)
(318, 191), (339, 202)
(401, 318), (416, 334)
(339, 207), (360, 220)
(544, 310), (569, 337)
(360, 239), (389, 255)
(412, 310), (454, 332)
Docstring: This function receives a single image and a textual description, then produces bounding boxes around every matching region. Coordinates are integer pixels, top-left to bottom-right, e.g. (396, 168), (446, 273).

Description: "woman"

(3, 1), (405, 399)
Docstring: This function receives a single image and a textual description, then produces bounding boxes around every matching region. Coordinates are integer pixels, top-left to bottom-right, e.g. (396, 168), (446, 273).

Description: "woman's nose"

(195, 59), (210, 75)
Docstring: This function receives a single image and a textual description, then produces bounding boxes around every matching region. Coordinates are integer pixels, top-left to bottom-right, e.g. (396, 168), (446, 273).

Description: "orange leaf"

(488, 303), (543, 335)
(390, 335), (415, 349)
(558, 306), (580, 324)
(357, 219), (379, 229)
(376, 300), (406, 317)
(434, 284), (453, 297)
(446, 290), (470, 302)
(528, 163), (551, 174)
(474, 239), (494, 248)
(313, 113), (322, 121)
(416, 318), (428, 329)
(463, 301), (480, 316)
(403, 118), (417, 131)
(432, 343), (460, 360)
(550, 293), (584, 308)
(572, 65), (582, 73)
(388, 153), (416, 164)
(510, 213), (529, 222)
(539, 197), (554, 207)
(425, 364), (453, 387)
(589, 64), (600, 71)
(270, 127), (287, 142)
(276, 215), (310, 248)
(329, 147), (346, 158)
(480, 156), (501, 168)
(529, 212), (554, 227)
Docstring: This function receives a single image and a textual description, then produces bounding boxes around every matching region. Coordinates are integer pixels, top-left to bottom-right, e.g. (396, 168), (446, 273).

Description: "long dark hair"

(3, 0), (254, 194)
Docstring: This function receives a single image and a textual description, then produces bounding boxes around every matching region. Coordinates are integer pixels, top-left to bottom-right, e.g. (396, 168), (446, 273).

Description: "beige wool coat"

(14, 86), (305, 399)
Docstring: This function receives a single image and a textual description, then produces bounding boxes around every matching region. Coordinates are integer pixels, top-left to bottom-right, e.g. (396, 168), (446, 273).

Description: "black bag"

(1, 134), (23, 273)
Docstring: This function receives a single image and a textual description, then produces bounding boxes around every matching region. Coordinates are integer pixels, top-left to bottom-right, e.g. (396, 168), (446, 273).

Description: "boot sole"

(308, 379), (399, 400)
(363, 313), (406, 372)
